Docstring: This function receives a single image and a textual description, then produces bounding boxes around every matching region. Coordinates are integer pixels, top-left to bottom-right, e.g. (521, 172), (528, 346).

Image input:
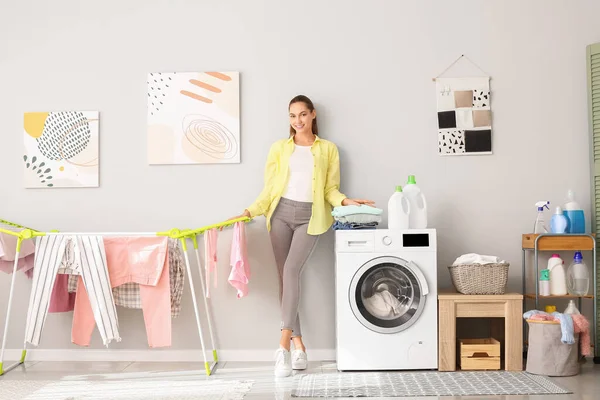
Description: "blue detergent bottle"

(550, 206), (568, 234)
(563, 190), (585, 233)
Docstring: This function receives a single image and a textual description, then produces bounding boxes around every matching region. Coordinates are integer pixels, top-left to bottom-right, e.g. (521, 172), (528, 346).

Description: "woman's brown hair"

(289, 95), (318, 136)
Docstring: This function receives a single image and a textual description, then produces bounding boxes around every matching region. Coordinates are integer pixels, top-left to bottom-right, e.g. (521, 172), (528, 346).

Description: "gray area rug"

(0, 379), (254, 400)
(292, 371), (571, 397)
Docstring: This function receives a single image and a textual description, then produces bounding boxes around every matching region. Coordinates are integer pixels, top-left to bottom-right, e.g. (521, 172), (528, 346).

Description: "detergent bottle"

(533, 201), (550, 234)
(550, 206), (568, 234)
(566, 251), (589, 296)
(563, 190), (585, 233)
(564, 300), (581, 315)
(403, 175), (427, 229)
(548, 254), (567, 296)
(388, 186), (410, 230)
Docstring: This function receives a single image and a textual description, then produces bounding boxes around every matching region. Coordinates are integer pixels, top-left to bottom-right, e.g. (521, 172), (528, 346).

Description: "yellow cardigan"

(247, 136), (347, 235)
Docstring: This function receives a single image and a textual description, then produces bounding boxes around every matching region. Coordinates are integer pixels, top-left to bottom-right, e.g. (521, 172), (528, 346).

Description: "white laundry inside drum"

(350, 258), (426, 334)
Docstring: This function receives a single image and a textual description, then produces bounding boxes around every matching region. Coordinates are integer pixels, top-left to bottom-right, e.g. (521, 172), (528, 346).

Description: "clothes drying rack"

(0, 216), (251, 377)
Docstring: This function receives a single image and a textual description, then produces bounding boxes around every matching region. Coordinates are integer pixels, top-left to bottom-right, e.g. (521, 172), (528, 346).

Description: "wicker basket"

(448, 263), (509, 295)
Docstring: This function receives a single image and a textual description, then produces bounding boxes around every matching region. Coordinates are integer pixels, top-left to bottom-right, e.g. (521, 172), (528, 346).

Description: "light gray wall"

(1, 0), (599, 355)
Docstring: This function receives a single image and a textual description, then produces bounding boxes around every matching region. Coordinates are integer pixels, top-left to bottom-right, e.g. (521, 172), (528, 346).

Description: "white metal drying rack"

(0, 217), (251, 376)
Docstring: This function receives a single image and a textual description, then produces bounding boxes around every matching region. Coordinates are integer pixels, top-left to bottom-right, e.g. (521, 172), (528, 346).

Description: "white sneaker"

(274, 348), (292, 377)
(292, 349), (307, 370)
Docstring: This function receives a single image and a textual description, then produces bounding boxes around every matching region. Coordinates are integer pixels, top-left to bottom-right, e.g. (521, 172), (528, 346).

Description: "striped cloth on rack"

(67, 238), (185, 318)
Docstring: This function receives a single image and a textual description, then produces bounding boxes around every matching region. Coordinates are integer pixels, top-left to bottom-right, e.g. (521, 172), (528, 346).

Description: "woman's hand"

(221, 210), (251, 231)
(342, 198), (375, 207)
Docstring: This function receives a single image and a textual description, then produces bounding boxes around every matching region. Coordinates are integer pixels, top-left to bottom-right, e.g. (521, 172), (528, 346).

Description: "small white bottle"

(403, 175), (427, 229)
(539, 269), (550, 296)
(387, 185), (410, 230)
(548, 254), (567, 296)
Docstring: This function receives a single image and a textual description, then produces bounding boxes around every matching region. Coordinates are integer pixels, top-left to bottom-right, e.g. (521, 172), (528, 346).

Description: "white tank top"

(282, 145), (314, 202)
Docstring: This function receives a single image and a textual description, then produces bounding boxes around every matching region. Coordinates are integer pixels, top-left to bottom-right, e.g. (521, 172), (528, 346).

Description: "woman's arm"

(324, 144), (347, 207)
(325, 144), (375, 207)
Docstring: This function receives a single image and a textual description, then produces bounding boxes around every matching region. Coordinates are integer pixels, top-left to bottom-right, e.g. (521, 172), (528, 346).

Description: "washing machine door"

(349, 255), (429, 334)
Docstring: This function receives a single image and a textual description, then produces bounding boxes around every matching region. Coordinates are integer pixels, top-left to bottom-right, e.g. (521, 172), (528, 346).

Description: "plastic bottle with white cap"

(563, 190), (585, 233)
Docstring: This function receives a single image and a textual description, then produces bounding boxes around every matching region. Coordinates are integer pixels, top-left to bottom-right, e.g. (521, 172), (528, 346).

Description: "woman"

(230, 95), (374, 377)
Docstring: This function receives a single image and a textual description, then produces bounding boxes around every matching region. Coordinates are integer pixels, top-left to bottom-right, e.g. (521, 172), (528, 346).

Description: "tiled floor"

(0, 359), (598, 399)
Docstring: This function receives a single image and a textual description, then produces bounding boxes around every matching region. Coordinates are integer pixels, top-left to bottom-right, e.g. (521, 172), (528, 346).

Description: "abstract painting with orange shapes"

(147, 71), (240, 164)
(23, 111), (99, 188)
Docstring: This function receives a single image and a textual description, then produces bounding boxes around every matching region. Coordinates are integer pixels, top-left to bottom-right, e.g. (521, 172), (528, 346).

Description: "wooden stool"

(438, 292), (523, 371)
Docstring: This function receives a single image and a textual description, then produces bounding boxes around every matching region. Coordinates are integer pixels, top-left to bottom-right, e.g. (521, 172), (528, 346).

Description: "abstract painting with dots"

(436, 77), (492, 156)
(23, 111), (99, 188)
(147, 71), (240, 164)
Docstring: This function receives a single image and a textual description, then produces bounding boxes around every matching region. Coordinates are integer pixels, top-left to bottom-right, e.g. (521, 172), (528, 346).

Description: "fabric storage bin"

(447, 263), (509, 294)
(526, 319), (580, 376)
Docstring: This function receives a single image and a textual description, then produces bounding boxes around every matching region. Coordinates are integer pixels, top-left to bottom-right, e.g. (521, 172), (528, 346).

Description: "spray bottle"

(534, 201), (550, 234)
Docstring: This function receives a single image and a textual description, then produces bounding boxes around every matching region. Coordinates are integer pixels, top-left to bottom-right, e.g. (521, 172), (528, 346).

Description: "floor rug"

(0, 379), (254, 400)
(292, 371), (571, 397)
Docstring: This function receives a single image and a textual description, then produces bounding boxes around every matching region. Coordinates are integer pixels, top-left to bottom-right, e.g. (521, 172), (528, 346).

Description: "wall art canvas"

(436, 77), (492, 156)
(147, 71), (240, 164)
(23, 111), (99, 188)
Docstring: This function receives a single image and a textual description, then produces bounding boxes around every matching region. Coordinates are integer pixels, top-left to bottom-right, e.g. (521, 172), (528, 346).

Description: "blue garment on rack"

(552, 312), (575, 344)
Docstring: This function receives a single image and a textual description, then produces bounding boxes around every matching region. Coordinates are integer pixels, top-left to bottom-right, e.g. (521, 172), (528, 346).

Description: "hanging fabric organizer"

(0, 216), (251, 377)
(433, 54), (493, 156)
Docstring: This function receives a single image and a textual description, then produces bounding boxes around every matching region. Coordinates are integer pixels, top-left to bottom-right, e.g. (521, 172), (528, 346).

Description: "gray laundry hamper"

(526, 319), (580, 376)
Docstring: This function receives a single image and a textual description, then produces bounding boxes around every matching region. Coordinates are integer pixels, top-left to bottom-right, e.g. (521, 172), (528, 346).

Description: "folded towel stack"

(331, 205), (383, 230)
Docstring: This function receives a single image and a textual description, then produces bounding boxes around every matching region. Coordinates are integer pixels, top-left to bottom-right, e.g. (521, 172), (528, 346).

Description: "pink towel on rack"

(48, 274), (76, 313)
(228, 222), (250, 298)
(72, 237), (171, 348)
(205, 229), (218, 298)
(0, 232), (35, 278)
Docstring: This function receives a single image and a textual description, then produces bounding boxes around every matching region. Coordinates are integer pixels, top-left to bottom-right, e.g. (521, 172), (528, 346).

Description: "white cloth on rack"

(24, 235), (120, 346)
(452, 253), (505, 266)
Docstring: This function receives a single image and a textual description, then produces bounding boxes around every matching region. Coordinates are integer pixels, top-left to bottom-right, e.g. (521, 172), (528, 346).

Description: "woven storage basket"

(448, 263), (509, 295)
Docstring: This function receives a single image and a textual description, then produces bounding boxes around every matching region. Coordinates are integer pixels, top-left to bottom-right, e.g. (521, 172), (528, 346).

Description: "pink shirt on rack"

(0, 232), (35, 277)
(205, 229), (218, 297)
(228, 222), (250, 298)
(72, 236), (171, 348)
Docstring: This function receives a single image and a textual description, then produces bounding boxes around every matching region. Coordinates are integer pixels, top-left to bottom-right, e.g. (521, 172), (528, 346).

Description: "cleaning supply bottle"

(564, 300), (581, 315)
(533, 201), (550, 234)
(550, 206), (568, 234)
(548, 254), (567, 295)
(403, 175), (427, 229)
(539, 269), (550, 296)
(564, 190), (585, 233)
(387, 185), (410, 230)
(567, 251), (589, 296)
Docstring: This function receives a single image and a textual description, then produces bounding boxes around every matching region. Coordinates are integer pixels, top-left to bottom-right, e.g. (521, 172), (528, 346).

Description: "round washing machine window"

(349, 256), (427, 334)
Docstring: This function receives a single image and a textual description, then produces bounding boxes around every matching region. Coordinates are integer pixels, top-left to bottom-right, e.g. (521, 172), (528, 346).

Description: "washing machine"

(335, 229), (438, 371)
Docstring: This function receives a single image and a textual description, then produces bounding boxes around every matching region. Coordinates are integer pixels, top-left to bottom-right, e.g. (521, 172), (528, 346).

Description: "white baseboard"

(2, 349), (336, 363)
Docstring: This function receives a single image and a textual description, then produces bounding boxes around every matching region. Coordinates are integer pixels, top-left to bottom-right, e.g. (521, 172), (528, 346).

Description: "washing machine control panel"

(382, 236), (392, 246)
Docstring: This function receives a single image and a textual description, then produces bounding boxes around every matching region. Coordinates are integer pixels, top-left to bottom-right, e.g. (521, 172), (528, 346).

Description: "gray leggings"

(269, 197), (319, 337)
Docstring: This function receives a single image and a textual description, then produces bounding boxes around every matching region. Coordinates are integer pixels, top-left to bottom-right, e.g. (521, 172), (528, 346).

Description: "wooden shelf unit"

(521, 233), (598, 363)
